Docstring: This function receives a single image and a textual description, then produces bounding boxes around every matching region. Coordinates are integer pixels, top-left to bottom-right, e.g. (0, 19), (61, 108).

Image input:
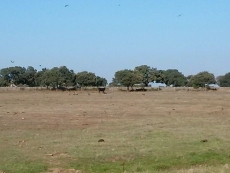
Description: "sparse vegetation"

(0, 90), (230, 173)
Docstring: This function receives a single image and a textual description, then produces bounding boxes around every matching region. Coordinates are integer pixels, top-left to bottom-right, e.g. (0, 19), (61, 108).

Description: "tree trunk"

(131, 85), (134, 90)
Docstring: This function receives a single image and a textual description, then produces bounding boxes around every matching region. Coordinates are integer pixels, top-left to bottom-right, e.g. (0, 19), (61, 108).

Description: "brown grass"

(0, 89), (230, 173)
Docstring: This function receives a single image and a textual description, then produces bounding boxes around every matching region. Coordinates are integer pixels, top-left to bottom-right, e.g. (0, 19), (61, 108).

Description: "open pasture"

(0, 89), (230, 173)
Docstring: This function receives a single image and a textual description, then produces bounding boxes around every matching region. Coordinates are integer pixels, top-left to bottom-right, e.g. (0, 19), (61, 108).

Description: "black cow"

(98, 87), (106, 94)
(135, 88), (147, 92)
(67, 87), (77, 91)
(57, 86), (68, 91)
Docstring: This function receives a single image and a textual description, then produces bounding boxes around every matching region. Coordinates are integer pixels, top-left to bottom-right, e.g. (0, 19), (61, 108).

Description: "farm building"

(148, 81), (166, 88)
(205, 84), (220, 89)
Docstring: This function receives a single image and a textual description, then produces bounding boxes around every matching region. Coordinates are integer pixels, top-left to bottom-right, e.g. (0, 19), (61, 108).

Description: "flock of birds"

(8, 4), (182, 67)
(10, 60), (42, 67)
(64, 4), (182, 17)
(64, 4), (120, 7)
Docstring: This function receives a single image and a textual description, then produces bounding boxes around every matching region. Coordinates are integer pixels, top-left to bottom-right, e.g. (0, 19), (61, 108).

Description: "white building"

(148, 81), (166, 88)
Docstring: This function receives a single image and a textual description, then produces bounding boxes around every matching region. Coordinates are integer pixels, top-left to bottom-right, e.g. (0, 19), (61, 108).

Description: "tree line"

(110, 65), (217, 90)
(0, 65), (230, 89)
(0, 66), (107, 88)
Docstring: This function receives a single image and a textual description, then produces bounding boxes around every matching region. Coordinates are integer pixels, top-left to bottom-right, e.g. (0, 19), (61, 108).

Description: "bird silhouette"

(39, 65), (41, 66)
(65, 5), (69, 7)
(10, 60), (14, 63)
(177, 14), (182, 17)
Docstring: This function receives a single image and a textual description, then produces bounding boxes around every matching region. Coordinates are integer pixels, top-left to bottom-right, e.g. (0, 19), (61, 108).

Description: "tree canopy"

(0, 64), (228, 89)
(112, 69), (142, 90)
(0, 66), (107, 88)
(0, 66), (27, 86)
(163, 69), (186, 87)
(134, 65), (155, 86)
(218, 73), (230, 87)
(188, 71), (216, 88)
(75, 71), (96, 87)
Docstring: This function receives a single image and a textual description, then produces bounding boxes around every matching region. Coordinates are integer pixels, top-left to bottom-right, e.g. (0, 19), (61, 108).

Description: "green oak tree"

(113, 69), (142, 90)
(75, 71), (97, 87)
(134, 65), (165, 86)
(95, 76), (107, 87)
(218, 73), (230, 87)
(188, 71), (216, 88)
(163, 69), (186, 87)
(134, 65), (155, 86)
(0, 66), (27, 86)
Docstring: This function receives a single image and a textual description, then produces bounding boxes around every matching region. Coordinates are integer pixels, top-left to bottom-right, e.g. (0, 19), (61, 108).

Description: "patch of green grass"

(187, 149), (229, 165)
(68, 140), (230, 173)
(0, 148), (47, 173)
(0, 162), (47, 173)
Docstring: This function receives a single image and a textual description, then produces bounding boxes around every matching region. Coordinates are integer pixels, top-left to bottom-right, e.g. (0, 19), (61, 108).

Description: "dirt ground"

(0, 89), (230, 173)
(1, 89), (229, 131)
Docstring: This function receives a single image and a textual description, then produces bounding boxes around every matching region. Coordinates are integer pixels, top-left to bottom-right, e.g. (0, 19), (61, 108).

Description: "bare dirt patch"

(44, 168), (82, 173)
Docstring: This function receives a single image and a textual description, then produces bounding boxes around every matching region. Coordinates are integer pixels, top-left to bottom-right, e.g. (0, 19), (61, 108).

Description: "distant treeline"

(0, 66), (106, 88)
(0, 65), (230, 89)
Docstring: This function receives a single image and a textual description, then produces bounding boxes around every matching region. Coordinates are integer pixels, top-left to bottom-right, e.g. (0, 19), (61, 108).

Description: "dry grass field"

(0, 89), (230, 173)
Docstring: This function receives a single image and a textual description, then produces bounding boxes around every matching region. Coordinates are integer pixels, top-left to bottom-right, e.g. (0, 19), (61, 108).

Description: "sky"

(1, 0), (230, 82)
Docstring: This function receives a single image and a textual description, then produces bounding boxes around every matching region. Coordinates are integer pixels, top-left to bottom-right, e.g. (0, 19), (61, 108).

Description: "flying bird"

(39, 65), (42, 66)
(65, 5), (69, 7)
(10, 60), (14, 63)
(177, 14), (182, 17)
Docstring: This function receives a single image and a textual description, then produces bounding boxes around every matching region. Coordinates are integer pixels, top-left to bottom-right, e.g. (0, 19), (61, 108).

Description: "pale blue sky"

(1, 0), (230, 82)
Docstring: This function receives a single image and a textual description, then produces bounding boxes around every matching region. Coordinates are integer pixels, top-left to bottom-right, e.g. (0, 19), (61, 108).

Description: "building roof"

(148, 82), (166, 87)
